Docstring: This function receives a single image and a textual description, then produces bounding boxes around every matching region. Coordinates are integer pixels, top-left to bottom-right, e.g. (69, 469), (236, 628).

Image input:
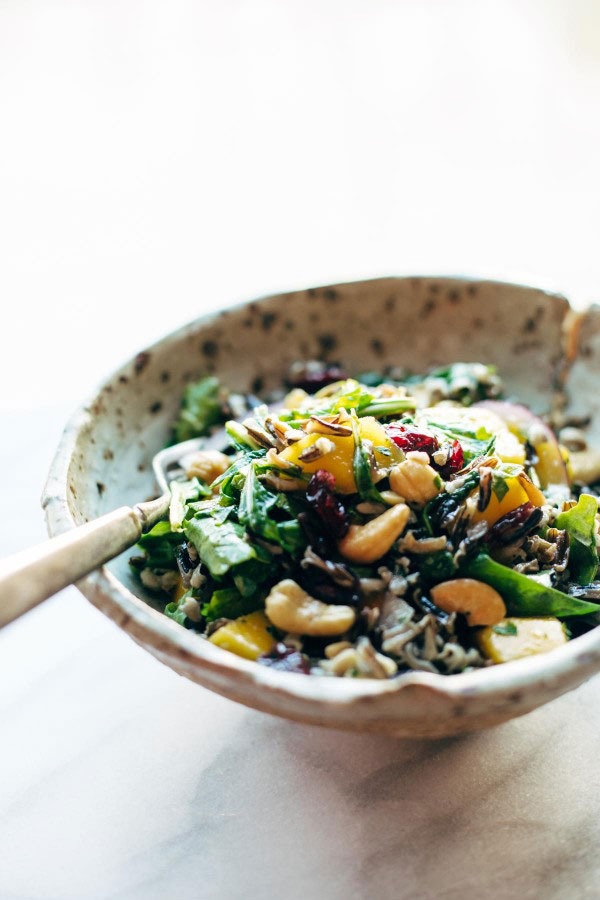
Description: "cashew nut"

(430, 578), (506, 626)
(559, 427), (587, 452)
(569, 448), (600, 485)
(389, 451), (443, 506)
(337, 503), (410, 564)
(265, 579), (356, 636)
(183, 449), (231, 484)
(324, 640), (352, 659)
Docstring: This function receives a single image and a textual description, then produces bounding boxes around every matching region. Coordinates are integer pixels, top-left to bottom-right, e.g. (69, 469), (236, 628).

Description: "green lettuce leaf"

(423, 421), (495, 464)
(351, 413), (384, 503)
(555, 494), (599, 586)
(173, 376), (223, 443)
(424, 363), (499, 404)
(133, 520), (182, 571)
(183, 516), (257, 578)
(165, 590), (197, 627)
(202, 587), (264, 623)
(279, 379), (415, 421)
(169, 477), (211, 532)
(238, 465), (304, 554)
(213, 449), (266, 499)
(461, 552), (600, 618)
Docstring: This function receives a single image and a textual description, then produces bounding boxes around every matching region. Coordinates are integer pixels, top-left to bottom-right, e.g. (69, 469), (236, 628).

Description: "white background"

(2, 3), (600, 899)
(2, 0), (600, 552)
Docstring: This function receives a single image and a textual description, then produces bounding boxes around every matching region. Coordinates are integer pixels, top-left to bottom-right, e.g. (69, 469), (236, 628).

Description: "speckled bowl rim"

(42, 277), (600, 726)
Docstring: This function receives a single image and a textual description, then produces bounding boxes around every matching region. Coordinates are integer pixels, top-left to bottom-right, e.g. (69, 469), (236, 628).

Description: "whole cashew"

(265, 579), (356, 636)
(337, 503), (410, 564)
(430, 578), (506, 626)
(569, 448), (600, 485)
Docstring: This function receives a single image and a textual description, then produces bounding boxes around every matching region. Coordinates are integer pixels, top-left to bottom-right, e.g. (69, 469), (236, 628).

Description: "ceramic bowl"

(43, 277), (600, 738)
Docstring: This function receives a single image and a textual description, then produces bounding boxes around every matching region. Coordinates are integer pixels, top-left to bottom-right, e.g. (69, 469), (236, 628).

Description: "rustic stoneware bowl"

(43, 277), (600, 738)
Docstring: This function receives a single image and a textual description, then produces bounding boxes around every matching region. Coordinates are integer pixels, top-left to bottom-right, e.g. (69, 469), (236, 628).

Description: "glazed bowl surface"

(43, 277), (600, 738)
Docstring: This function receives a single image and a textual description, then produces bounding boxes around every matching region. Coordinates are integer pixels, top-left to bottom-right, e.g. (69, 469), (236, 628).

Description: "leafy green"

(173, 377), (223, 443)
(165, 602), (189, 627)
(133, 520), (182, 570)
(424, 470), (480, 532)
(165, 590), (197, 626)
(238, 465), (304, 554)
(555, 494), (599, 586)
(279, 379), (415, 421)
(328, 382), (375, 414)
(493, 621), (518, 636)
(461, 552), (600, 617)
(202, 587), (263, 623)
(183, 516), (257, 578)
(360, 397), (417, 418)
(169, 477), (211, 532)
(351, 414), (384, 503)
(424, 421), (495, 463)
(419, 551), (457, 586)
(425, 362), (499, 404)
(185, 497), (235, 523)
(213, 449), (266, 498)
(225, 420), (262, 451)
(232, 555), (272, 597)
(491, 472), (509, 502)
(490, 463), (523, 503)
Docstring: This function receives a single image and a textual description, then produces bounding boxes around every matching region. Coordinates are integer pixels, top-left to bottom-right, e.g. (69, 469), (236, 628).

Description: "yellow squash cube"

(208, 610), (275, 661)
(476, 617), (568, 664)
(279, 416), (400, 494)
(471, 477), (531, 527)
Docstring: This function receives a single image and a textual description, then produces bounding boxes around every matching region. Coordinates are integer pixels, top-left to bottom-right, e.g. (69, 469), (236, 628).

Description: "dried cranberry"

(297, 511), (330, 558)
(386, 424), (439, 456)
(440, 439), (465, 478)
(258, 642), (311, 674)
(288, 361), (347, 394)
(487, 502), (544, 546)
(306, 470), (349, 539)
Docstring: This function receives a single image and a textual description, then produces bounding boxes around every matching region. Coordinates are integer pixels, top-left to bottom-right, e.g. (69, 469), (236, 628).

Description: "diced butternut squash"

(476, 617), (568, 663)
(360, 417), (402, 469)
(471, 472), (546, 527)
(279, 416), (400, 494)
(471, 477), (531, 527)
(208, 610), (274, 661)
(279, 432), (355, 492)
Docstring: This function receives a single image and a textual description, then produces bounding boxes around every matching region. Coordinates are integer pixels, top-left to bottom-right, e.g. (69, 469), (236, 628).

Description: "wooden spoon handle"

(0, 496), (169, 629)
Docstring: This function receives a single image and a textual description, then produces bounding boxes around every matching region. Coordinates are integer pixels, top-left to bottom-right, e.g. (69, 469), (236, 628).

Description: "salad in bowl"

(131, 360), (600, 680)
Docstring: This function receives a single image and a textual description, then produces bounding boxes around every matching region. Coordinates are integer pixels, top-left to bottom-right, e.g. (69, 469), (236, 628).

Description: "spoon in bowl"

(0, 431), (229, 629)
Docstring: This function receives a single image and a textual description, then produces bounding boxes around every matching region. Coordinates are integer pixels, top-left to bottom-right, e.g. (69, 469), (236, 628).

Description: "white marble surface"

(2, 2), (600, 898)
